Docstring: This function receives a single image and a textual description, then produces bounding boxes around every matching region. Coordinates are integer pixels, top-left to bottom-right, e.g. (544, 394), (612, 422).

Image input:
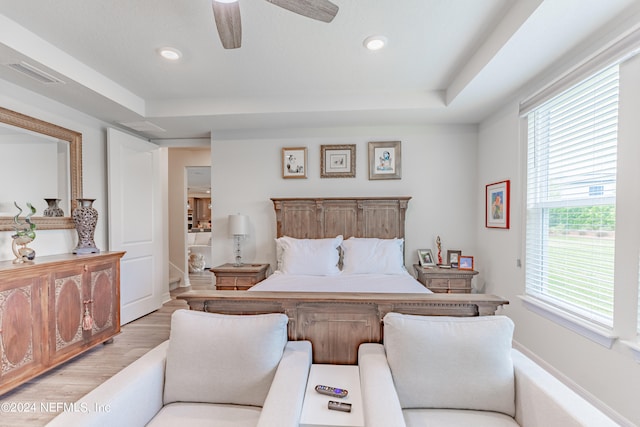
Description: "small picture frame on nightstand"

(417, 249), (436, 267)
(447, 250), (461, 268)
(459, 256), (474, 270)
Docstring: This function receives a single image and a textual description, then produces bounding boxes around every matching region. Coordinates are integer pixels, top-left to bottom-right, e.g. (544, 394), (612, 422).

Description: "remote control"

(328, 400), (352, 413)
(315, 385), (348, 398)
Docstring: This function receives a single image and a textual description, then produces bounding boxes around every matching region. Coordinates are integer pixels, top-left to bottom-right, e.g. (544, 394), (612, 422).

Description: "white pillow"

(276, 235), (342, 276)
(163, 310), (288, 407)
(275, 236), (293, 271)
(341, 237), (405, 274)
(383, 313), (515, 416)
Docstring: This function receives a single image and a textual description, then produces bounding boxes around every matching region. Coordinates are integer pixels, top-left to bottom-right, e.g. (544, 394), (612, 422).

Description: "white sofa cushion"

(383, 313), (515, 416)
(163, 310), (288, 407)
(403, 408), (519, 427)
(147, 402), (261, 427)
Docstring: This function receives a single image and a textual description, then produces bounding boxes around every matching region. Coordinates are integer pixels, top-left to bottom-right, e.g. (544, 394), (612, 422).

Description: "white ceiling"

(0, 0), (638, 142)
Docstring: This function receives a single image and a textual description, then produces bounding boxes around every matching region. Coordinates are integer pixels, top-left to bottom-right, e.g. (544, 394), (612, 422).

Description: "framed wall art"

(486, 179), (510, 229)
(282, 147), (307, 179)
(417, 249), (436, 267)
(320, 144), (356, 178)
(368, 141), (401, 180)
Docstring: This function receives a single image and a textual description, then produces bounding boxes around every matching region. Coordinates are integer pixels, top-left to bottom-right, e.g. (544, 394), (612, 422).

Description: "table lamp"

(229, 214), (249, 266)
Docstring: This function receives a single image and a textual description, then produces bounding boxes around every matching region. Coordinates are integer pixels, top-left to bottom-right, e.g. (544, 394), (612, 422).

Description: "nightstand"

(210, 263), (269, 290)
(413, 264), (478, 293)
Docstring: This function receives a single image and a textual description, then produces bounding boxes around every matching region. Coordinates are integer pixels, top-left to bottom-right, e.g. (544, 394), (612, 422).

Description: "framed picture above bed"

(282, 147), (307, 179)
(417, 249), (436, 267)
(320, 144), (356, 178)
(368, 141), (401, 180)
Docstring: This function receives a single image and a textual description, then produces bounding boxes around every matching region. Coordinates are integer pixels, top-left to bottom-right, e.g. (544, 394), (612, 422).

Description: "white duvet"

(248, 270), (432, 293)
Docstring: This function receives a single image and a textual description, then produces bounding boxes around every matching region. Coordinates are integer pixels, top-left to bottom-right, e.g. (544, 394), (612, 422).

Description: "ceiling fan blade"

(212, 1), (242, 49)
(266, 0), (338, 23)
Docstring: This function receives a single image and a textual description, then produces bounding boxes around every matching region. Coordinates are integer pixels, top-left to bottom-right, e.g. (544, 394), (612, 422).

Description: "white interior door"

(107, 128), (165, 324)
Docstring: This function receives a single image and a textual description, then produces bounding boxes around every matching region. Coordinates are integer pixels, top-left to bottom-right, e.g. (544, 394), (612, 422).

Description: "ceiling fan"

(211, 0), (339, 49)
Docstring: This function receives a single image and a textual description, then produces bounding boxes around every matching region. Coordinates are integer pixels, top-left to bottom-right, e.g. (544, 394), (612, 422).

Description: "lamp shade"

(229, 214), (249, 236)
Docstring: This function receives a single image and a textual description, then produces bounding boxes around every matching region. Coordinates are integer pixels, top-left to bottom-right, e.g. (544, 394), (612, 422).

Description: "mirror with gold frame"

(0, 107), (82, 231)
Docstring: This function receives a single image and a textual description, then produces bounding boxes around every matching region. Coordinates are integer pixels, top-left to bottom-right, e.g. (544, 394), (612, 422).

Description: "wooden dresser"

(0, 251), (124, 395)
(211, 263), (269, 290)
(413, 264), (479, 293)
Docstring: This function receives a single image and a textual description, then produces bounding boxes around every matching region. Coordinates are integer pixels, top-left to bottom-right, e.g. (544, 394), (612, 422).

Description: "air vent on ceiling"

(119, 121), (166, 133)
(6, 61), (65, 85)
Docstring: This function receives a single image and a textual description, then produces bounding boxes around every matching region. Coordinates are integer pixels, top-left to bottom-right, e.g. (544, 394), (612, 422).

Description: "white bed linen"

(248, 271), (432, 293)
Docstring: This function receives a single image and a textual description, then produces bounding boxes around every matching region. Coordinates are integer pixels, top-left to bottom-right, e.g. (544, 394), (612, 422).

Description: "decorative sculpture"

(12, 202), (36, 264)
(189, 252), (206, 273)
(436, 235), (443, 265)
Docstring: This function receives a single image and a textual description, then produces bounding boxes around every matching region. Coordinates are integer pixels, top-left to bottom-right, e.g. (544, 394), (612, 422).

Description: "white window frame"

(521, 62), (620, 348)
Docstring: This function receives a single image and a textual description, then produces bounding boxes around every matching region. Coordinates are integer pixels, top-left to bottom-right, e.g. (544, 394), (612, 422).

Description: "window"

(588, 185), (604, 197)
(525, 63), (619, 328)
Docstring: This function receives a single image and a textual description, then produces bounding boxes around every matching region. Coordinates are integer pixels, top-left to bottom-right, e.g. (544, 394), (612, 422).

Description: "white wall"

(0, 79), (109, 261)
(210, 125), (479, 278)
(476, 54), (640, 425)
(167, 147), (210, 286)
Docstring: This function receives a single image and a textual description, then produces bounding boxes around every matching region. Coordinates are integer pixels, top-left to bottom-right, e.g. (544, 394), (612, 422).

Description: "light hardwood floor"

(0, 273), (215, 427)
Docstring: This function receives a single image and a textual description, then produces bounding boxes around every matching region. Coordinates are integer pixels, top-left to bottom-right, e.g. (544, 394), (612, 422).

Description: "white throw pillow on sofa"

(383, 313), (515, 416)
(163, 310), (288, 407)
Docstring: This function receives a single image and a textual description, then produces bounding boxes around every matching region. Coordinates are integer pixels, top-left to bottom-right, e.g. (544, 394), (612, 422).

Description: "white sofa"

(47, 310), (312, 427)
(359, 313), (619, 427)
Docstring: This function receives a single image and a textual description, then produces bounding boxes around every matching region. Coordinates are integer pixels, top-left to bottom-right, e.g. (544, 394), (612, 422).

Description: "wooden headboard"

(271, 196), (411, 239)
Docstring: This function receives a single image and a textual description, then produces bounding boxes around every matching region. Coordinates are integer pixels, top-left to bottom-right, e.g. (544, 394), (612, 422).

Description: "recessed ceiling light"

(214, 0), (238, 3)
(158, 47), (182, 61)
(363, 35), (387, 51)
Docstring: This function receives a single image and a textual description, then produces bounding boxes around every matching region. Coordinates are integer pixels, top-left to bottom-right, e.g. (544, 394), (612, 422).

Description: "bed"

(249, 271), (429, 293)
(177, 197), (509, 364)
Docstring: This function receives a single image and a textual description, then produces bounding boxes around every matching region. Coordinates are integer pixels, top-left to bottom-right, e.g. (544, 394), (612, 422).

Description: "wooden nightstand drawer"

(211, 263), (269, 290)
(233, 276), (256, 290)
(215, 276), (237, 287)
(449, 279), (468, 289)
(430, 279), (450, 288)
(413, 265), (478, 294)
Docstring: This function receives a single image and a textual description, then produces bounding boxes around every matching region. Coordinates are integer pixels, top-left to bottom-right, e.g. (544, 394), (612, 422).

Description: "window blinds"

(525, 63), (619, 327)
